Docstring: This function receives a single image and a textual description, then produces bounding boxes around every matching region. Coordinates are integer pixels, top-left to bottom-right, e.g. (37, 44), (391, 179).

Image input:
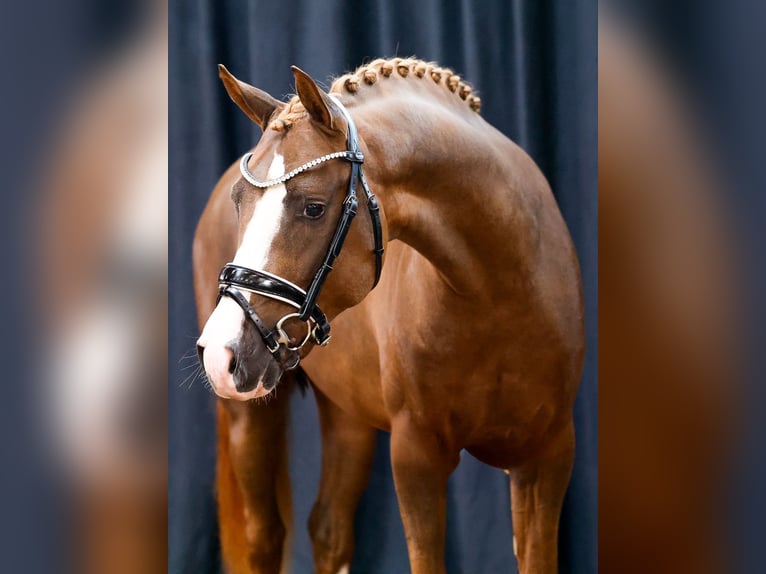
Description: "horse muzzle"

(197, 314), (287, 401)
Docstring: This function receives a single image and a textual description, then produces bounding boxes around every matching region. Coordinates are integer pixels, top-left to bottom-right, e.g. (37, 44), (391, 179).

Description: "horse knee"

(309, 502), (353, 572)
(244, 514), (286, 572)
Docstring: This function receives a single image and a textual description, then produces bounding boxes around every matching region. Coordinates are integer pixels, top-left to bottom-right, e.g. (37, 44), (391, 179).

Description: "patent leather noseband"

(217, 95), (384, 370)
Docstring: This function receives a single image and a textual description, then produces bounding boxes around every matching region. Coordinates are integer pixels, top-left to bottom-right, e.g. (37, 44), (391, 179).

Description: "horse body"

(301, 89), (583, 461)
(194, 59), (583, 574)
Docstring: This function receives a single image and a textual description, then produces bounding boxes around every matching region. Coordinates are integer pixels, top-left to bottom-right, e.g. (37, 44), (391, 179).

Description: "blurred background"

(1, 0), (167, 573)
(169, 1), (596, 573)
(599, 2), (766, 573)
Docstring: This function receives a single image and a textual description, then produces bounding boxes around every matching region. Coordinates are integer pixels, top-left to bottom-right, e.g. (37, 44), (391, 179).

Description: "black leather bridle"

(216, 96), (384, 370)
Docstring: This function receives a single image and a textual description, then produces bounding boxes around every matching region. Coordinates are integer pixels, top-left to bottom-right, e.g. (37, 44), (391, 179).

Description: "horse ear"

(291, 65), (341, 132)
(218, 64), (283, 131)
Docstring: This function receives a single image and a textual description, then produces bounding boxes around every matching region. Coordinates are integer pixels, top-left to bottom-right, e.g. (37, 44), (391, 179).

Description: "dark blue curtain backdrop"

(169, 1), (597, 572)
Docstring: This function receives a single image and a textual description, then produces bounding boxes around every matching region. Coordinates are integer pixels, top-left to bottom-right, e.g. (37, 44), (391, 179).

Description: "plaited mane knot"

(468, 95), (482, 112)
(363, 69), (377, 84)
(344, 76), (359, 93)
(271, 118), (291, 132)
(270, 98), (308, 130)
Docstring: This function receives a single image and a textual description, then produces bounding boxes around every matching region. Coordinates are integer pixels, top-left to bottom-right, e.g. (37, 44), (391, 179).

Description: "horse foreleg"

(216, 393), (291, 574)
(509, 420), (574, 574)
(309, 388), (376, 574)
(390, 415), (460, 574)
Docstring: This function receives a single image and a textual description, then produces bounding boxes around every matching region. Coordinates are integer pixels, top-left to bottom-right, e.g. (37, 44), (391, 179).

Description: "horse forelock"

(269, 57), (480, 132)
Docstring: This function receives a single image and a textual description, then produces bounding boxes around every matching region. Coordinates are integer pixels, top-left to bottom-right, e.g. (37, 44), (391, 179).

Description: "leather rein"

(216, 96), (384, 370)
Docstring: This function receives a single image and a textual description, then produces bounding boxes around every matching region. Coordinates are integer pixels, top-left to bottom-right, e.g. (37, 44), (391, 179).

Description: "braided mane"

(272, 57), (480, 132)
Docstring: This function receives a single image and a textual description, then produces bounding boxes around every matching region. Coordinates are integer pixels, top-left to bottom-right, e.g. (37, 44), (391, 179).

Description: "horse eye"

(304, 203), (325, 219)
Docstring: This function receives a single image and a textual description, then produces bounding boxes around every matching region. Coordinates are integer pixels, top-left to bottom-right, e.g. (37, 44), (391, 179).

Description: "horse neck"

(354, 96), (540, 297)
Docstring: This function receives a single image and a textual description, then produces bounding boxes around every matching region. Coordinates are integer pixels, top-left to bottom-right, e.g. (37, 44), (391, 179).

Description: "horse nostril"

(196, 344), (205, 365)
(228, 354), (237, 374)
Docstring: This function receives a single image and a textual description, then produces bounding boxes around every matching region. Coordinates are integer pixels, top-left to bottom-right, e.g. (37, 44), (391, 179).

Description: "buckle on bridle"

(315, 330), (332, 347)
(264, 337), (281, 355)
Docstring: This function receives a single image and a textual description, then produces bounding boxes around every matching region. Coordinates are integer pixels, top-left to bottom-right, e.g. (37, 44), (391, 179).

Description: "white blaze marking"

(198, 296), (245, 347)
(233, 151), (287, 269)
(199, 151), (287, 357)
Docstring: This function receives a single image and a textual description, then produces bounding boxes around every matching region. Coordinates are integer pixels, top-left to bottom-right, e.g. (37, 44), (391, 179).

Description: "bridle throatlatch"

(216, 95), (384, 370)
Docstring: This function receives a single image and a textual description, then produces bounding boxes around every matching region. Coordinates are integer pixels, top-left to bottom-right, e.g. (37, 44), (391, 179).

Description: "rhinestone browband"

(239, 150), (356, 189)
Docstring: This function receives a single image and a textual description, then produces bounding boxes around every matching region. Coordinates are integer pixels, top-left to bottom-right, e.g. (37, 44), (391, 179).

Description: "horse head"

(197, 65), (382, 400)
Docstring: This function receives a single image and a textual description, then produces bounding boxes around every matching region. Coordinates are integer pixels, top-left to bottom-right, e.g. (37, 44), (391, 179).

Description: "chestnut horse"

(194, 58), (584, 574)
